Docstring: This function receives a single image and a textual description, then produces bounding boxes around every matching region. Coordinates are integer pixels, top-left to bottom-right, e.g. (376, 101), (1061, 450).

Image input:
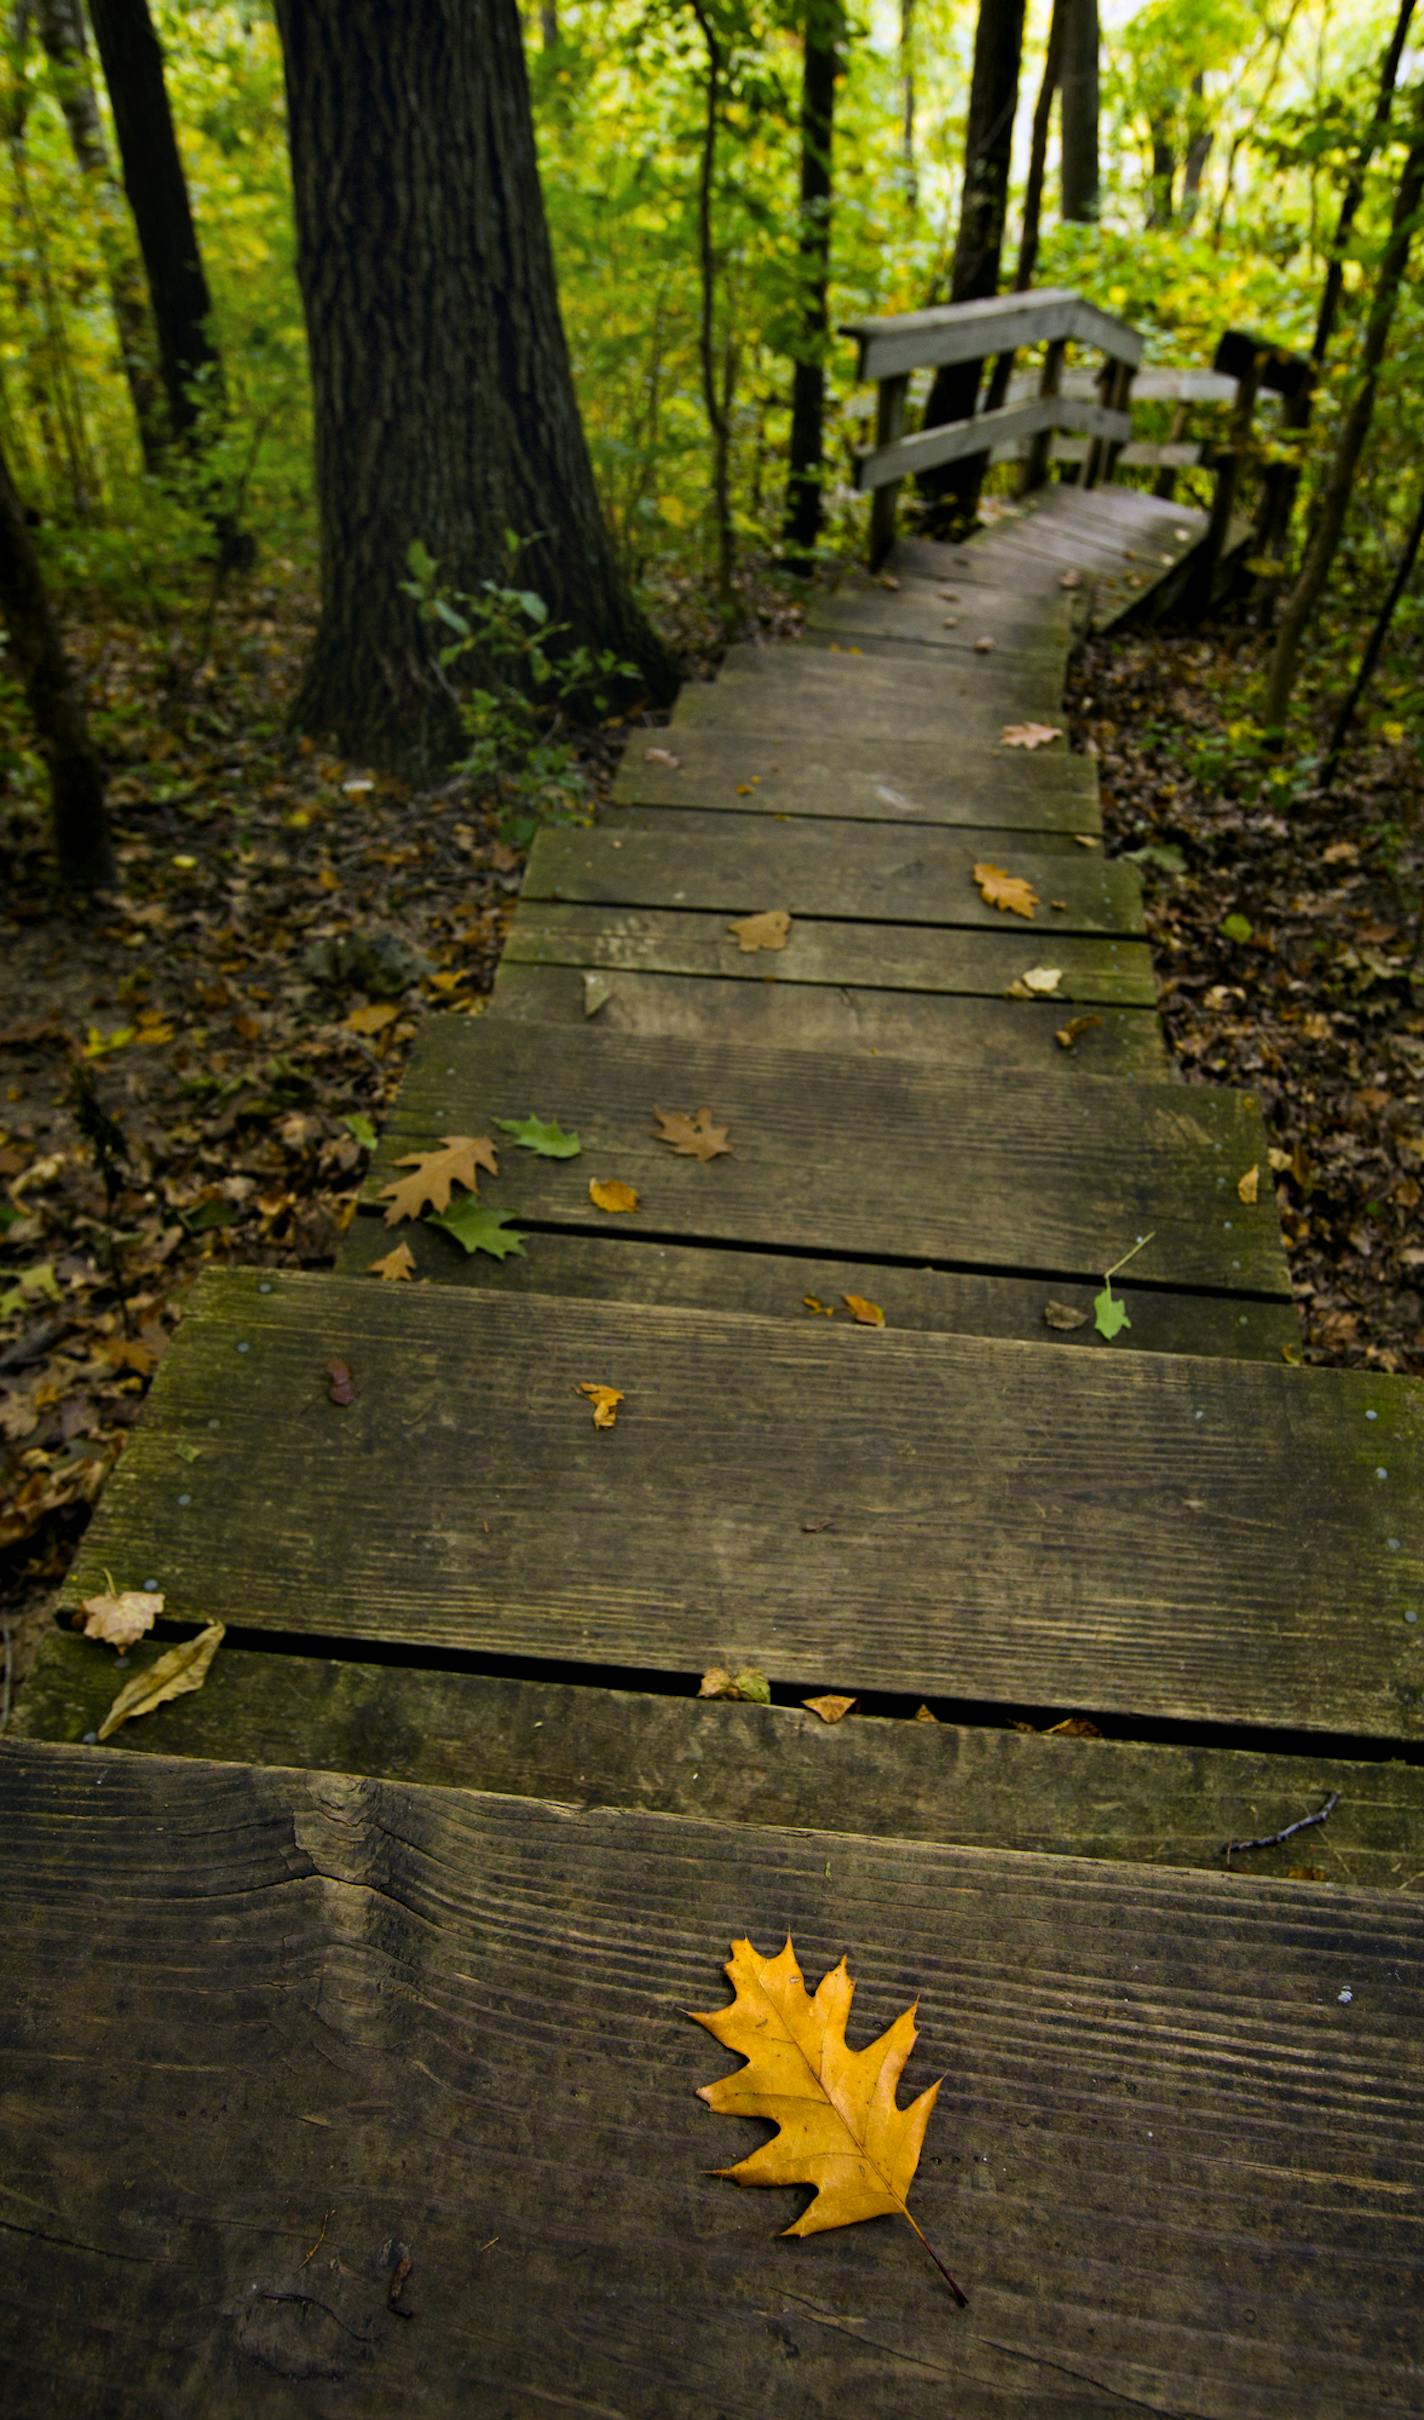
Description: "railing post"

(868, 372), (908, 569)
(1102, 359), (1135, 483)
(1085, 355), (1132, 488)
(1153, 397), (1188, 500)
(1186, 349), (1262, 615)
(1022, 335), (1066, 494)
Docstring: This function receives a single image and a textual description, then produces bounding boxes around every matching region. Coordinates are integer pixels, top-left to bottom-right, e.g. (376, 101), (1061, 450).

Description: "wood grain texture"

(369, 1015), (1283, 1290)
(612, 727), (1101, 828)
(489, 962), (1171, 1077)
(3, 1739), (1421, 2417)
(60, 1271), (1424, 1738)
(673, 661), (1064, 743)
(804, 574), (1072, 657)
(503, 902), (1155, 1004)
(21, 1636), (1419, 1887)
(604, 804), (1091, 858)
(524, 822), (1146, 935)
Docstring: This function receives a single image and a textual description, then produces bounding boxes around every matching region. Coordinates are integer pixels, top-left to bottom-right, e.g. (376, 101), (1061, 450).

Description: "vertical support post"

(1022, 335), (1066, 494)
(1187, 349), (1262, 615)
(1102, 357), (1135, 484)
(868, 372), (908, 569)
(1083, 355), (1114, 488)
(1153, 396), (1188, 499)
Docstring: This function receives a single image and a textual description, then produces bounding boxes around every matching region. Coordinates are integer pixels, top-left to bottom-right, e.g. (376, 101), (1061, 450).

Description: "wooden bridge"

(4, 293), (1422, 2416)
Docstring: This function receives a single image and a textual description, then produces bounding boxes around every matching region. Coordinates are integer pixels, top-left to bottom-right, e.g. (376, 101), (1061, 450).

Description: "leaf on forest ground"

(76, 1585), (161, 1652)
(577, 1381), (623, 1429)
(498, 1112), (581, 1158)
(1000, 722), (1062, 750)
(326, 1356), (359, 1406)
(652, 1104), (732, 1160)
(96, 1621), (226, 1743)
(1237, 1164), (1260, 1205)
(380, 1133), (498, 1224)
(1055, 1013), (1102, 1050)
(1093, 1280), (1131, 1340)
(692, 1936), (964, 2302)
(589, 1178), (639, 1214)
(1219, 912), (1253, 944)
(1006, 966), (1062, 998)
(368, 1240), (416, 1281)
(973, 863), (1039, 920)
(699, 1665), (771, 1704)
(428, 1200), (525, 1260)
(1043, 1300), (1090, 1331)
(728, 908), (792, 954)
(344, 1002), (401, 1036)
(803, 1693), (857, 1723)
(841, 1293), (885, 1327)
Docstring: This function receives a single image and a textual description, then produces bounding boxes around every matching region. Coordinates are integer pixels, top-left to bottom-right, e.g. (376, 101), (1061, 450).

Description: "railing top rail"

(841, 288), (1143, 384)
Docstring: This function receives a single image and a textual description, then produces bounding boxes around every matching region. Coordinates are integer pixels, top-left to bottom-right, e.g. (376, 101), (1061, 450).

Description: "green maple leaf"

(496, 1112), (582, 1158)
(1093, 1279), (1131, 1341)
(427, 1200), (526, 1260)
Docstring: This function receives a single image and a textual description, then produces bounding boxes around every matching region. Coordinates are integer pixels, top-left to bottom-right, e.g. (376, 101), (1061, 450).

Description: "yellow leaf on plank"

(728, 908), (792, 954)
(577, 1381), (624, 1430)
(589, 1178), (639, 1214)
(77, 1587), (161, 1651)
(692, 1936), (963, 2300)
(1237, 1164), (1260, 1205)
(841, 1293), (885, 1327)
(368, 1241), (416, 1281)
(1019, 966), (1063, 994)
(802, 1294), (835, 1316)
(803, 1693), (857, 1723)
(1072, 833), (1099, 848)
(651, 1105), (732, 1161)
(973, 862), (1039, 920)
(699, 1665), (771, 1703)
(379, 1134), (499, 1224)
(344, 1002), (400, 1036)
(1055, 1013), (1103, 1049)
(96, 1622), (226, 1741)
(1000, 722), (1062, 750)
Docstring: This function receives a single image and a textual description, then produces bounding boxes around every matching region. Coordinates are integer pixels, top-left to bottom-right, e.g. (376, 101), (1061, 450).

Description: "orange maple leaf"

(651, 1104), (732, 1161)
(972, 863), (1039, 920)
(378, 1134), (498, 1225)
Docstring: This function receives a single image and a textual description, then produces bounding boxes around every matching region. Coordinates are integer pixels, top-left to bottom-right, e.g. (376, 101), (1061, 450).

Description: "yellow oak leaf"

(802, 1693), (857, 1723)
(972, 862), (1039, 920)
(1237, 1164), (1260, 1205)
(692, 1936), (964, 2302)
(577, 1381), (623, 1429)
(368, 1241), (416, 1281)
(76, 1586), (161, 1651)
(589, 1178), (639, 1214)
(1000, 722), (1062, 750)
(841, 1293), (885, 1327)
(728, 908), (792, 954)
(651, 1104), (732, 1161)
(379, 1134), (498, 1225)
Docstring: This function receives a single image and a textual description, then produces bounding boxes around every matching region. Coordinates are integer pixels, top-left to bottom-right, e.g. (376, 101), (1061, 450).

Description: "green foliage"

(427, 1201), (527, 1260)
(495, 1114), (583, 1159)
(1093, 1280), (1132, 1342)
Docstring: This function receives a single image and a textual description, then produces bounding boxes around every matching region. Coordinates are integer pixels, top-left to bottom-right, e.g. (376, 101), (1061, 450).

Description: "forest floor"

(1, 559), (1421, 1705)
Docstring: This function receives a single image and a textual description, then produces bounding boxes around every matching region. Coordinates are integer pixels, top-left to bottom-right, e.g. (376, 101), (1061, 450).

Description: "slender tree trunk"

(1060, 0), (1098, 222)
(688, 0), (734, 615)
(900, 0), (916, 207)
(271, 0), (674, 774)
(1322, 483), (1424, 783)
(783, 0), (843, 562)
(918, 0), (1026, 527)
(540, 0), (557, 42)
(1265, 86), (1424, 731)
(0, 432), (114, 888)
(34, 0), (164, 472)
(1181, 77), (1211, 223)
(1015, 0), (1065, 288)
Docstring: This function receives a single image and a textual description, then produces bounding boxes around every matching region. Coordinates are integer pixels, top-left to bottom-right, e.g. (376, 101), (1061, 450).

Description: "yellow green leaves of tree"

(652, 1104), (732, 1160)
(380, 1133), (498, 1224)
(578, 1381), (623, 1429)
(692, 1936), (964, 2302)
(972, 862), (1039, 920)
(728, 908), (791, 954)
(77, 1585), (162, 1651)
(589, 1178), (639, 1214)
(95, 1622), (226, 1742)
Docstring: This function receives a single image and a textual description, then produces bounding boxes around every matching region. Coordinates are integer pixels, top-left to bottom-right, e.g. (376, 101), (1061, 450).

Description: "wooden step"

(60, 1272), (1419, 1740)
(3, 1740), (1420, 2415)
(362, 1016), (1284, 1294)
(673, 657), (1064, 742)
(804, 576), (1074, 657)
(524, 822), (1145, 935)
(613, 725), (1100, 828)
(489, 962), (1170, 1079)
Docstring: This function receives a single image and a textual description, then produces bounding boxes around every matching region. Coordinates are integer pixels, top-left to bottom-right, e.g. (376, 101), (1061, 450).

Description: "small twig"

(300, 2205), (334, 2267)
(1103, 1230), (1156, 1283)
(904, 2208), (968, 2308)
(1223, 1790), (1340, 1862)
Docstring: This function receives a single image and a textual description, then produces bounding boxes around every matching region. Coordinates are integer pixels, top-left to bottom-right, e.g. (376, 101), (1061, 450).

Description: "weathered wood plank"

(368, 1017), (1278, 1287)
(4, 1741), (1420, 2415)
(804, 580), (1072, 657)
(613, 728), (1101, 829)
(524, 823), (1146, 936)
(22, 1637), (1419, 1889)
(503, 901), (1156, 1004)
(845, 285), (1080, 379)
(62, 1268), (1424, 1742)
(673, 661), (1064, 742)
(489, 962), (1171, 1076)
(858, 395), (1069, 490)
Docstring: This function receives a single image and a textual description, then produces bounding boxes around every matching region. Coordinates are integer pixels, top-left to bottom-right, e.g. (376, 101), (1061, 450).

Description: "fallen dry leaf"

(1059, 569), (1082, 589)
(368, 1241), (416, 1281)
(841, 1293), (885, 1327)
(1044, 1714), (1102, 1738)
(973, 862), (1039, 920)
(728, 908), (792, 954)
(699, 1665), (771, 1703)
(577, 1381), (623, 1430)
(1000, 722), (1062, 750)
(326, 1357), (359, 1406)
(912, 1703), (939, 1723)
(589, 1178), (639, 1214)
(77, 1586), (160, 1651)
(1055, 1013), (1103, 1050)
(802, 1294), (835, 1315)
(652, 1105), (732, 1161)
(96, 1621), (226, 1742)
(379, 1133), (498, 1224)
(1237, 1164), (1260, 1205)
(344, 1001), (400, 1036)
(1019, 966), (1063, 995)
(1071, 833), (1099, 849)
(803, 1694), (857, 1723)
(644, 746), (682, 767)
(973, 635), (996, 654)
(1043, 1300), (1090, 1331)
(693, 1936), (962, 2301)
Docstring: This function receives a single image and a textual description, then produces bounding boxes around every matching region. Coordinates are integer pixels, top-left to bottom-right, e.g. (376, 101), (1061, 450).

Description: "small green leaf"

(733, 1666), (772, 1705)
(1127, 843), (1186, 874)
(1219, 913), (1253, 944)
(1094, 1280), (1132, 1341)
(496, 1113), (582, 1158)
(406, 538), (435, 580)
(428, 1201), (526, 1260)
(342, 1112), (378, 1150)
(174, 1441), (204, 1464)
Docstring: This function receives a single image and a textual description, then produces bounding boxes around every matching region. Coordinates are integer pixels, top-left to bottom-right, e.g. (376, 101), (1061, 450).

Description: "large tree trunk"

(0, 433), (114, 889)
(1059, 0), (1098, 222)
(918, 0), (1026, 528)
(1265, 85), (1424, 732)
(783, 0), (844, 562)
(34, 0), (165, 473)
(272, 0), (674, 773)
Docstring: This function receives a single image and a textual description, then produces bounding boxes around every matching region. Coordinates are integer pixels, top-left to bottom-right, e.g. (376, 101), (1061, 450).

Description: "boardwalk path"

(5, 481), (1424, 2415)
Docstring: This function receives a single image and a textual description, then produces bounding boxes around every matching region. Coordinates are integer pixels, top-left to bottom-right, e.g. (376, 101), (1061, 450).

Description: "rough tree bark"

(271, 0), (674, 772)
(1265, 84), (1424, 731)
(1059, 0), (1098, 222)
(981, 0), (1066, 419)
(1181, 77), (1211, 225)
(918, 0), (1026, 528)
(783, 0), (844, 562)
(687, 0), (734, 616)
(0, 433), (114, 888)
